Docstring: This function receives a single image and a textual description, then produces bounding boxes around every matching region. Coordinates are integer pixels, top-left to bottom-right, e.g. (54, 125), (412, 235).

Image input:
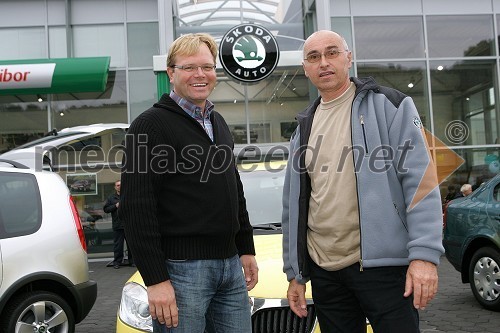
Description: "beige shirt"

(305, 83), (360, 271)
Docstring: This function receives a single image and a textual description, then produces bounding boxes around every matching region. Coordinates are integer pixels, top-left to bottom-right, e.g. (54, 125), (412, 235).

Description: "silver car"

(0, 159), (97, 332)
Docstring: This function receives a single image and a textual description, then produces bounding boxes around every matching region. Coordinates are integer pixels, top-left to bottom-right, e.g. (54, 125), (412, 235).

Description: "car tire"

(468, 246), (500, 311)
(0, 291), (76, 333)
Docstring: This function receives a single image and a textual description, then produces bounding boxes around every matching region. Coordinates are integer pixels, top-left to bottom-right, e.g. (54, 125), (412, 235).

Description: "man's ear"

(166, 67), (174, 83)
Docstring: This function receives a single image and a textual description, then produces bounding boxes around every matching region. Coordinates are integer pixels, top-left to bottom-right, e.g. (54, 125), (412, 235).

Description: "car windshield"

(239, 166), (285, 230)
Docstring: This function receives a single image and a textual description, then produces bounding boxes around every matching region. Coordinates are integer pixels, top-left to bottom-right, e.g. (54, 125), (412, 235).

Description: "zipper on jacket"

(393, 202), (409, 232)
(352, 113), (364, 272)
(360, 115), (369, 155)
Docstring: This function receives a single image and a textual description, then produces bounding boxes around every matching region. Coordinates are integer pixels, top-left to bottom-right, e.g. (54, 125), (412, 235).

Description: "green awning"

(0, 57), (110, 95)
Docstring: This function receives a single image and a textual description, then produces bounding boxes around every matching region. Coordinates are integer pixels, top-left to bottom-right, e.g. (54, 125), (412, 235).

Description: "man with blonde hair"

(120, 33), (258, 333)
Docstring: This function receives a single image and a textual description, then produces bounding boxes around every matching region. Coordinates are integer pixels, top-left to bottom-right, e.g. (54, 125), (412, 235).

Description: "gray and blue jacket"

(282, 77), (445, 284)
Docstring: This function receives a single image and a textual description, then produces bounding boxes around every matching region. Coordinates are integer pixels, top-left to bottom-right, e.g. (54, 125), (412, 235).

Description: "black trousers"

(308, 257), (419, 333)
(113, 229), (133, 265)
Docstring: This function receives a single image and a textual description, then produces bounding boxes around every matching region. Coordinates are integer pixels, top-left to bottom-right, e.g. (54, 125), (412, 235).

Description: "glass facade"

(1, 0), (500, 255)
(329, 2), (500, 201)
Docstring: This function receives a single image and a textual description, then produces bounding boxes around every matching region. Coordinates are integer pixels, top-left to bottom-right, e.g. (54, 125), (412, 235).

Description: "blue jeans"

(152, 255), (251, 333)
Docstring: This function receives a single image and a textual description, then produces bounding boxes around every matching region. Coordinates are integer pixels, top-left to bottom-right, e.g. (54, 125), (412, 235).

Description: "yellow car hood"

(124, 233), (312, 300)
(249, 233), (312, 299)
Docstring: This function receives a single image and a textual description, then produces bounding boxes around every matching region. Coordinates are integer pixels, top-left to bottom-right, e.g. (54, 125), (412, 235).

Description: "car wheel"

(0, 291), (75, 333)
(468, 247), (500, 311)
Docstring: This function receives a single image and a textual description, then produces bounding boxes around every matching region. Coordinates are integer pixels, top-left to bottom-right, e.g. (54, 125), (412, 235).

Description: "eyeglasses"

(170, 64), (216, 73)
(303, 49), (348, 63)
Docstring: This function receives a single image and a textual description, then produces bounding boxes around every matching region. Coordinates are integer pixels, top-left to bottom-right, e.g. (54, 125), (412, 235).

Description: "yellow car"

(116, 161), (372, 332)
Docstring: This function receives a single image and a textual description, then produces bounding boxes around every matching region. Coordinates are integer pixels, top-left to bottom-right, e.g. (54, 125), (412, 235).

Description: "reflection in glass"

(439, 147), (500, 201)
(52, 71), (127, 129)
(353, 16), (424, 59)
(427, 15), (494, 57)
(129, 70), (157, 122)
(174, 0), (304, 51)
(430, 60), (498, 146)
(357, 61), (429, 127)
(212, 68), (309, 144)
(0, 94), (48, 152)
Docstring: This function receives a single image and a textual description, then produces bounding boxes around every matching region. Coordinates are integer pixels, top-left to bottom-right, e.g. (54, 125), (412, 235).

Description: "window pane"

(0, 94), (48, 152)
(357, 61), (430, 128)
(212, 68), (309, 144)
(129, 69), (157, 121)
(73, 25), (126, 68)
(353, 16), (424, 59)
(71, 0), (124, 24)
(127, 22), (159, 67)
(0, 27), (46, 61)
(427, 15), (494, 57)
(126, 0), (158, 21)
(49, 26), (67, 58)
(430, 60), (499, 146)
(331, 17), (353, 54)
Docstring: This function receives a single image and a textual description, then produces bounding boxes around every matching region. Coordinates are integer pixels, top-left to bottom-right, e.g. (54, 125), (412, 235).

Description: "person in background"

(442, 184), (459, 212)
(444, 184), (459, 203)
(103, 180), (133, 269)
(460, 183), (473, 197)
(282, 30), (445, 333)
(119, 33), (258, 333)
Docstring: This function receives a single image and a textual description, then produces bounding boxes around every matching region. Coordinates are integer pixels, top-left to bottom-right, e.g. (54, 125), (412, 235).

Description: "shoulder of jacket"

(353, 77), (408, 109)
(375, 86), (408, 109)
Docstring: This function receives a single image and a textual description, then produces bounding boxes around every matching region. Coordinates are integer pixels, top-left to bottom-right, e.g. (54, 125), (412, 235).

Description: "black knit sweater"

(119, 94), (255, 286)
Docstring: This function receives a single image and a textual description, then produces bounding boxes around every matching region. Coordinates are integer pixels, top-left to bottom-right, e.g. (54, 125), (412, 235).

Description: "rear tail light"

(69, 196), (88, 252)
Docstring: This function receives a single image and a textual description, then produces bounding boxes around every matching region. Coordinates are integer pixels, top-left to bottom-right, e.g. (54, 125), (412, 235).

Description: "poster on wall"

(66, 173), (97, 196)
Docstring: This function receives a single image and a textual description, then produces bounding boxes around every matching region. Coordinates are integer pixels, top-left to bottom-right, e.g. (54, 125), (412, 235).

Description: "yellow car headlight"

(118, 282), (152, 332)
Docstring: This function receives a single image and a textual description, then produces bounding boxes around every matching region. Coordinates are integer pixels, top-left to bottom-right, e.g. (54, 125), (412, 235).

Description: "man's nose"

(195, 66), (205, 75)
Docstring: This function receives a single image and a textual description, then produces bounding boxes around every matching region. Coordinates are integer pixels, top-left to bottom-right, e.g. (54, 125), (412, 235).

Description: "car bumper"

(69, 279), (98, 323)
(116, 305), (373, 333)
(117, 315), (146, 332)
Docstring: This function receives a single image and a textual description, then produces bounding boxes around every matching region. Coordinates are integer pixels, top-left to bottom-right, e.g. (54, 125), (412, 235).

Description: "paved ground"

(76, 256), (500, 333)
(75, 258), (136, 333)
